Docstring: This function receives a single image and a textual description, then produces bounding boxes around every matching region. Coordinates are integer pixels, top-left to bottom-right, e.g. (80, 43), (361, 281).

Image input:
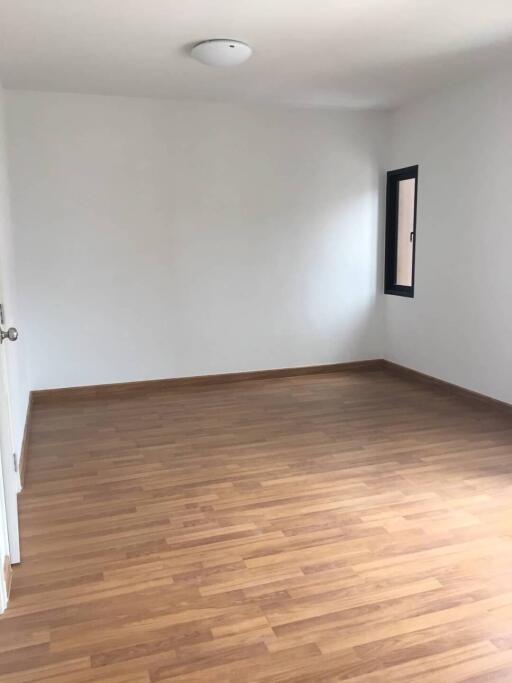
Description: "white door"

(0, 448), (11, 611)
(0, 304), (20, 567)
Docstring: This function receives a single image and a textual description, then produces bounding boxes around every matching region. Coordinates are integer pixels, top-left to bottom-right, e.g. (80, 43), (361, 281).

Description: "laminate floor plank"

(2, 368), (512, 681)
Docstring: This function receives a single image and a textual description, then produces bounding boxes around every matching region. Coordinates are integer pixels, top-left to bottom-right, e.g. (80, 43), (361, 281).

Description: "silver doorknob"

(0, 327), (18, 343)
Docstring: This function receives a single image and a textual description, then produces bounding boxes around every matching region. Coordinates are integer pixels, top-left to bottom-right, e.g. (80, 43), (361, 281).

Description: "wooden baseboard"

(32, 360), (386, 404)
(3, 556), (12, 600)
(383, 360), (512, 413)
(19, 393), (33, 489)
(29, 359), (511, 415)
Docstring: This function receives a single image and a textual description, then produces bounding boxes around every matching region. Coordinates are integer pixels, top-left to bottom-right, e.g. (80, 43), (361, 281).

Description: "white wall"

(386, 71), (512, 404)
(6, 92), (387, 390)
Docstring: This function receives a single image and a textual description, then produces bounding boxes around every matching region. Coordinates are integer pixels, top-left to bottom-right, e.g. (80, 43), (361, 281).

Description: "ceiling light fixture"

(190, 39), (252, 67)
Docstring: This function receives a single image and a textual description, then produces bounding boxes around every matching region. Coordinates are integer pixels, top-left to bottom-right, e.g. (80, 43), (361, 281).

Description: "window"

(384, 165), (418, 297)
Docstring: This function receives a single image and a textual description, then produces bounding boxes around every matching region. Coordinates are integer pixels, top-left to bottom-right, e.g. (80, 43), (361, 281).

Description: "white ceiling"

(1, 0), (512, 109)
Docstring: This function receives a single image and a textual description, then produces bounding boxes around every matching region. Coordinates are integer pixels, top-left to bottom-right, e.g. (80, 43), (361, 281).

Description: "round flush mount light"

(190, 39), (252, 67)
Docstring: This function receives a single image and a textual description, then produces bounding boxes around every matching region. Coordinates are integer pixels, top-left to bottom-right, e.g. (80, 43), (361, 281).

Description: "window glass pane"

(395, 177), (415, 286)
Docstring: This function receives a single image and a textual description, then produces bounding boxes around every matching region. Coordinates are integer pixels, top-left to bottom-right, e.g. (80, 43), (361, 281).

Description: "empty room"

(0, 1), (512, 681)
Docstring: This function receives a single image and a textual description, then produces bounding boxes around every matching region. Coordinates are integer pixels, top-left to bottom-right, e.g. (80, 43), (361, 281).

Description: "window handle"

(409, 231), (414, 242)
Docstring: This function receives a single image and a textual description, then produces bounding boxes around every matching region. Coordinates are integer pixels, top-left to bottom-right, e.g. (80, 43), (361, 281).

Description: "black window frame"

(384, 164), (418, 298)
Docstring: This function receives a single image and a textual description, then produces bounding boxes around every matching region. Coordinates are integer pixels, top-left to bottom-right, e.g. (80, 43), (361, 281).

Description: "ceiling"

(1, 0), (512, 109)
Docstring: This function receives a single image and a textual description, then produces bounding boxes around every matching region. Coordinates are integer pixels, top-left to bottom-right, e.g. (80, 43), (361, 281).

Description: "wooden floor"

(2, 367), (512, 682)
